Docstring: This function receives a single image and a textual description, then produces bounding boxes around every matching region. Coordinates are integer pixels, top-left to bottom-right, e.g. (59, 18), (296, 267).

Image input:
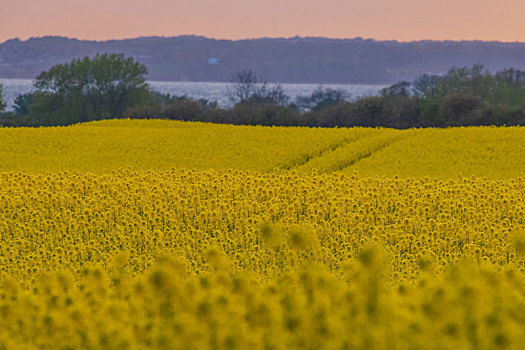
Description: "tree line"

(2, 54), (525, 128)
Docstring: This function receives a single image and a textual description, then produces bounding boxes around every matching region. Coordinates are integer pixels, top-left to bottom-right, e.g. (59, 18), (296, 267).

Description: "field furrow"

(296, 130), (408, 173)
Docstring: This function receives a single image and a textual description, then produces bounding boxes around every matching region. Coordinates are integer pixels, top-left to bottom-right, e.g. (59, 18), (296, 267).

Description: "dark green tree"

(296, 87), (346, 111)
(14, 93), (34, 115)
(380, 81), (411, 98)
(0, 84), (6, 113)
(413, 74), (442, 98)
(30, 53), (149, 125)
(438, 94), (487, 126)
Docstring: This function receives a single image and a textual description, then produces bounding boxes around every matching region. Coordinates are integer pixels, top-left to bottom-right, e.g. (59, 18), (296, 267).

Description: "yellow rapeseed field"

(2, 119), (525, 178)
(1, 120), (525, 349)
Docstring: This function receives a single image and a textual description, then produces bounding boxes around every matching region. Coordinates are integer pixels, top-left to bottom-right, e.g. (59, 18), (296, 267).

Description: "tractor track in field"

(335, 134), (406, 172)
(293, 131), (414, 174)
(277, 131), (376, 171)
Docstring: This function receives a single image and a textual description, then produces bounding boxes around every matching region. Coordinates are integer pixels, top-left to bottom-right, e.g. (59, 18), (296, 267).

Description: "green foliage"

(29, 53), (149, 125)
(380, 81), (410, 98)
(0, 84), (6, 113)
(124, 92), (217, 122)
(7, 63), (525, 128)
(296, 87), (346, 111)
(13, 93), (34, 115)
(230, 101), (300, 126)
(413, 74), (442, 98)
(438, 94), (487, 127)
(379, 65), (525, 127)
(75, 62), (525, 128)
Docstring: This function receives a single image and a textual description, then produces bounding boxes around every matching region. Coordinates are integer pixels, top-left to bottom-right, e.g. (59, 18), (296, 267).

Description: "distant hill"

(1, 36), (525, 84)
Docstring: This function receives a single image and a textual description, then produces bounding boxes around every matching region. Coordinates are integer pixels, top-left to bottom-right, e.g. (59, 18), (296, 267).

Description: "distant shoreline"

(3, 34), (525, 45)
(0, 79), (385, 111)
(2, 36), (525, 84)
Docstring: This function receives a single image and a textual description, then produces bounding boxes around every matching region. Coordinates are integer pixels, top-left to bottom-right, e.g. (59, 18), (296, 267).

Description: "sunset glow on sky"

(1, 0), (524, 43)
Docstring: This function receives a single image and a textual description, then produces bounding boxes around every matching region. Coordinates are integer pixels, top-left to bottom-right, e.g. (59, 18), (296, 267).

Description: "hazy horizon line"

(2, 34), (525, 45)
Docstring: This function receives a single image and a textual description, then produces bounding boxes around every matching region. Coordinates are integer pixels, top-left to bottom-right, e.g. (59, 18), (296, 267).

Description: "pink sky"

(1, 0), (524, 43)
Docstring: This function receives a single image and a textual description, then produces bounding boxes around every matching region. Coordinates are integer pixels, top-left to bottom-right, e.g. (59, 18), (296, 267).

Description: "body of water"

(0, 79), (385, 111)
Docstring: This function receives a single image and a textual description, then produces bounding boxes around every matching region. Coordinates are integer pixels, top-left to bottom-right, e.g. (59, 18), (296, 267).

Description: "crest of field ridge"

(1, 119), (524, 178)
